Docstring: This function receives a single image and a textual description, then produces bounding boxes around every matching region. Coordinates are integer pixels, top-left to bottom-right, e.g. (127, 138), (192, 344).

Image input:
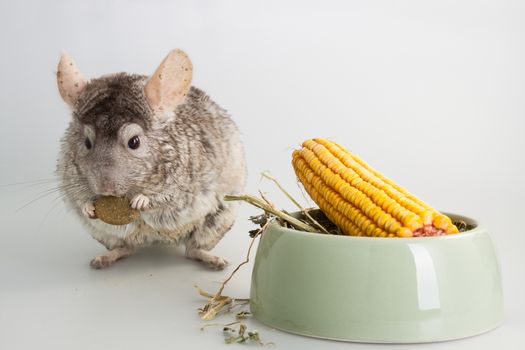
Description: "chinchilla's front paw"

(82, 201), (96, 219)
(130, 194), (150, 210)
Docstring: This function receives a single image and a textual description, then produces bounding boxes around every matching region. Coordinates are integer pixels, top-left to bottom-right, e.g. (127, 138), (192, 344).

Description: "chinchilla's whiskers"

(16, 188), (67, 212)
(0, 178), (59, 187)
(58, 184), (92, 200)
(0, 179), (62, 194)
(13, 178), (92, 212)
(58, 167), (221, 200)
(38, 190), (81, 226)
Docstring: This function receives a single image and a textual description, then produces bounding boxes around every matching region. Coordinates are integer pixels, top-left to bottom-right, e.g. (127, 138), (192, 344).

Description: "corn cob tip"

(446, 225), (460, 234)
(398, 228), (413, 238)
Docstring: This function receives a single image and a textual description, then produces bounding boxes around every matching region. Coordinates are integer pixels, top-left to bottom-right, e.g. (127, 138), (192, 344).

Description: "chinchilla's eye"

(84, 138), (92, 150)
(128, 136), (140, 150)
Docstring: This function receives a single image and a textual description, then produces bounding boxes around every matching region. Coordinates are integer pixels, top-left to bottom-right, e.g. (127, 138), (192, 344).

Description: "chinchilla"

(56, 49), (246, 269)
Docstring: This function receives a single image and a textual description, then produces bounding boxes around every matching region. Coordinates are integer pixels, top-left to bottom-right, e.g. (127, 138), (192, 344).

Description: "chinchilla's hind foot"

(184, 244), (228, 270)
(90, 246), (135, 269)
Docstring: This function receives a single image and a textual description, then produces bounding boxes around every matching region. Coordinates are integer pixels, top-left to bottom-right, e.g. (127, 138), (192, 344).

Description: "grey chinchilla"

(56, 49), (246, 269)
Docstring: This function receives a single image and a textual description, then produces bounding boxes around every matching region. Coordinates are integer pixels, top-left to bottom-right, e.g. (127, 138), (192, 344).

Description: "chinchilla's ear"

(144, 49), (193, 117)
(56, 52), (88, 107)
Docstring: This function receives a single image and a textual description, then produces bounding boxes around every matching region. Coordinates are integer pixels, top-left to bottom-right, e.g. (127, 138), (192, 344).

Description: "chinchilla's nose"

(100, 181), (117, 196)
(91, 167), (125, 196)
(97, 171), (120, 195)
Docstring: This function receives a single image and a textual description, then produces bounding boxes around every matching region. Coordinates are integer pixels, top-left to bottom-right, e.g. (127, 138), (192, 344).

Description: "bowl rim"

(267, 211), (483, 241)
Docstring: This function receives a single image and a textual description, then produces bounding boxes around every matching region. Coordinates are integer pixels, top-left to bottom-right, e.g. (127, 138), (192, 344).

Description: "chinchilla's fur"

(56, 50), (246, 269)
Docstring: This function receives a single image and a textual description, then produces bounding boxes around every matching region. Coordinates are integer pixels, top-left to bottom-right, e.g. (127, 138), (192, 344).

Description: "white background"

(1, 0), (524, 349)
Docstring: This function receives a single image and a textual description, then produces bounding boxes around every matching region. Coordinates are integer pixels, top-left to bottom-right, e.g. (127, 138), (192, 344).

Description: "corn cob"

(292, 138), (458, 237)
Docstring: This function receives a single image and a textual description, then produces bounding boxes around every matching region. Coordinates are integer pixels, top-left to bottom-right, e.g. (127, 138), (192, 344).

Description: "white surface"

(1, 0), (524, 349)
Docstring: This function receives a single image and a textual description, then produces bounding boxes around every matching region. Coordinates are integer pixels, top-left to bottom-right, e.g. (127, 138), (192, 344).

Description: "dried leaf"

(238, 323), (247, 337)
(224, 336), (237, 344)
(454, 220), (475, 232)
(235, 311), (252, 320)
(248, 331), (261, 343)
(249, 213), (268, 226)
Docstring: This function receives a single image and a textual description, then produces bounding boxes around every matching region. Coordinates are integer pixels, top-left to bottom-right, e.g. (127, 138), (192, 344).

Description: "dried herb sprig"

(195, 286), (248, 321)
(223, 322), (265, 345)
(195, 176), (330, 345)
(453, 219), (475, 232)
(261, 171), (329, 234)
(196, 220), (268, 321)
(201, 316), (273, 345)
(224, 194), (318, 233)
(235, 311), (252, 320)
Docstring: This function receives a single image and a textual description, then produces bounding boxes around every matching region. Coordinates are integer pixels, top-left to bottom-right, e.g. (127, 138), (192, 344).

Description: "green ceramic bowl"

(250, 211), (503, 343)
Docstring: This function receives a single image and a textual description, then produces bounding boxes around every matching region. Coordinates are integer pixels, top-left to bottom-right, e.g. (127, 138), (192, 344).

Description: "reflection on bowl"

(250, 211), (503, 343)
